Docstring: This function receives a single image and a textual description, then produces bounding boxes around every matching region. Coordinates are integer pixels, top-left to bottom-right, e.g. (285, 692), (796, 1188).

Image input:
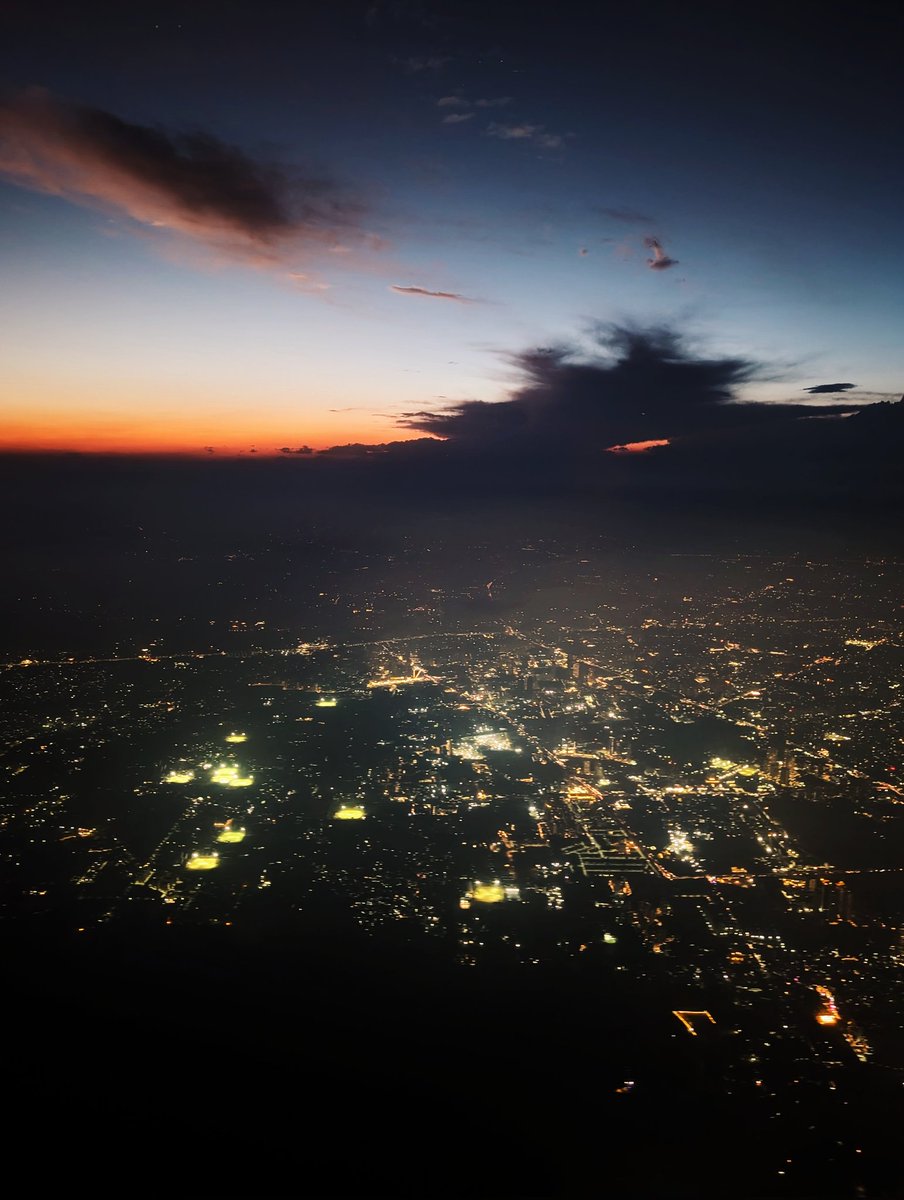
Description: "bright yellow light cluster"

(186, 852), (219, 871)
(225, 732), (248, 743)
(210, 764), (254, 787)
(470, 882), (506, 904)
(217, 828), (246, 844)
(315, 697), (338, 707)
(164, 769), (195, 784)
(333, 804), (366, 820)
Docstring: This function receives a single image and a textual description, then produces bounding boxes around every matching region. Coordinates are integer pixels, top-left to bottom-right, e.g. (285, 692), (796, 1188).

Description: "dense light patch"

(470, 882), (506, 903)
(210, 764), (254, 787)
(815, 985), (841, 1026)
(217, 828), (247, 844)
(333, 804), (366, 820)
(164, 769), (195, 784)
(186, 851), (219, 871)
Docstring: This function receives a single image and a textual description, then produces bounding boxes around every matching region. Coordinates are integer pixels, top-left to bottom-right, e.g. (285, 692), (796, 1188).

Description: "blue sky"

(1, 0), (901, 451)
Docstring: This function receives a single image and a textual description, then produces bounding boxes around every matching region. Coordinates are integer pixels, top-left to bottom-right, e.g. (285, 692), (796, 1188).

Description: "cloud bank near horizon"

(395, 324), (849, 451)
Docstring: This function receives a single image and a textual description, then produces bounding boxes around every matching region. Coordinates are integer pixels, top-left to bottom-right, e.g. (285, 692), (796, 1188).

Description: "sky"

(1, 0), (902, 455)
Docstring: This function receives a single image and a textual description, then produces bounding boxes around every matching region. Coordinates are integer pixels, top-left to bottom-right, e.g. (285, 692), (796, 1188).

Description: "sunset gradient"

(2, 4), (902, 456)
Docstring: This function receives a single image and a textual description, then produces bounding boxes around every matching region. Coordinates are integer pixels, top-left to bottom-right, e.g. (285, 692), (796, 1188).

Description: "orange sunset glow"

(606, 439), (671, 454)
(0, 408), (430, 455)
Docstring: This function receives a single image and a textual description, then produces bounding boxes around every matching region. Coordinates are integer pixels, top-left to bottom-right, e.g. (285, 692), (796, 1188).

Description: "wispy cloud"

(437, 95), (510, 110)
(643, 235), (679, 271)
(390, 284), (477, 303)
(486, 122), (565, 149)
(442, 112), (475, 125)
(287, 272), (331, 294)
(0, 87), (378, 274)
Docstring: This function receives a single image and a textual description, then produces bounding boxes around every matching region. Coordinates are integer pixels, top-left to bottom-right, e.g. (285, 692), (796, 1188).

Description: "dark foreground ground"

(7, 919), (903, 1199)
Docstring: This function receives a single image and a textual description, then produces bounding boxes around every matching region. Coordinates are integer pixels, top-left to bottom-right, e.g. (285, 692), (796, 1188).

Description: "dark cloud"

(316, 442), (393, 458)
(643, 236), (679, 270)
(0, 88), (372, 269)
(278, 446), (313, 455)
(396, 324), (853, 451)
(596, 206), (656, 224)
(804, 382), (857, 394)
(369, 325), (903, 521)
(390, 284), (477, 302)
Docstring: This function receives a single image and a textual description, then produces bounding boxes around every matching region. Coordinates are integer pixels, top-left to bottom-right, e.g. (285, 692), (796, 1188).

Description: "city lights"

(333, 804), (366, 821)
(164, 769), (195, 784)
(186, 851), (220, 871)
